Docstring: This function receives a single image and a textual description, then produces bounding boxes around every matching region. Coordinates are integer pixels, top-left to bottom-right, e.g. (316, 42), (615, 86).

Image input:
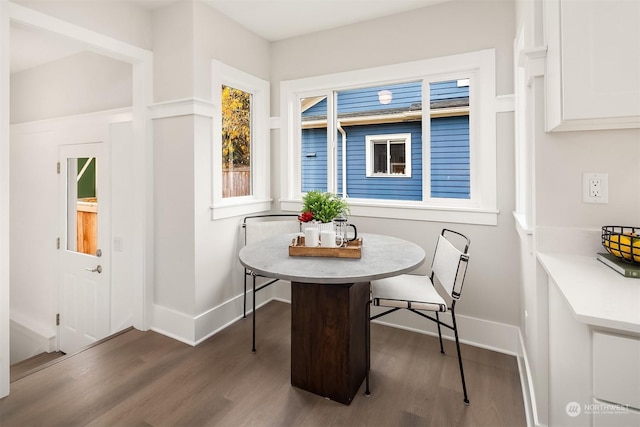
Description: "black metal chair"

(242, 214), (300, 352)
(366, 228), (471, 404)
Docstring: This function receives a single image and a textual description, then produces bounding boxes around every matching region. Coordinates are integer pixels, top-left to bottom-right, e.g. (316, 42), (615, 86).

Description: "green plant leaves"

(301, 190), (350, 223)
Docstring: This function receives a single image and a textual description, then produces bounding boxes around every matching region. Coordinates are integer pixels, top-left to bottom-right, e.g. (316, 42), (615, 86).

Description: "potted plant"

(298, 190), (350, 225)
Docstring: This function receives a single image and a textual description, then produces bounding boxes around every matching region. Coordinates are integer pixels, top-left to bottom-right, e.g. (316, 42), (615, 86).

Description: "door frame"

(0, 1), (153, 397)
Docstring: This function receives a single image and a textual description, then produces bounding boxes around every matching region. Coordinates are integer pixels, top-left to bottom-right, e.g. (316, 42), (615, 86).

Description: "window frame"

(279, 49), (497, 225)
(211, 60), (271, 220)
(365, 133), (412, 178)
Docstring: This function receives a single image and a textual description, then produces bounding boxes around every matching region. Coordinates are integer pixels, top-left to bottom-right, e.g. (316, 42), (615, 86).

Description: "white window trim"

(211, 60), (271, 220)
(365, 133), (412, 177)
(279, 49), (498, 226)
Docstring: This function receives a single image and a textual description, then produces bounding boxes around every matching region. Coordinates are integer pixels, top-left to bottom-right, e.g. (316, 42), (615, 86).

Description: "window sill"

(280, 199), (498, 226)
(513, 211), (533, 235)
(211, 198), (272, 220)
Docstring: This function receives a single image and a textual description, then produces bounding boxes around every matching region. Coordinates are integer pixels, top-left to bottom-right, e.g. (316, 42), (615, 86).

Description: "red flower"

(298, 211), (314, 222)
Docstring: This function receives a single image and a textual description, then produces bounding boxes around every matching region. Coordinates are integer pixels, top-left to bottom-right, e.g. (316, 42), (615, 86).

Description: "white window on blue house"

(282, 49), (497, 225)
(300, 80), (469, 201)
(366, 134), (412, 177)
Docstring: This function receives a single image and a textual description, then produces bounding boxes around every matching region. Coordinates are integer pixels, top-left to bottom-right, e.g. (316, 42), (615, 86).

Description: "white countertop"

(537, 252), (640, 334)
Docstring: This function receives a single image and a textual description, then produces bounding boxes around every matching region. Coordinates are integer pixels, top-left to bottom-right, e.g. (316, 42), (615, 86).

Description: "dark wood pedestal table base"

(238, 233), (425, 405)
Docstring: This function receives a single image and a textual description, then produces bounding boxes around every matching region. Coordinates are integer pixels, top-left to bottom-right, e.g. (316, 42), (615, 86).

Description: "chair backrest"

(430, 229), (470, 300)
(243, 214), (300, 245)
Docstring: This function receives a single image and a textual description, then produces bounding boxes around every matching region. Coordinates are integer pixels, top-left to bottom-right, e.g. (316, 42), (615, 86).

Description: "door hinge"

(56, 313), (60, 326)
(56, 162), (60, 174)
(56, 237), (60, 249)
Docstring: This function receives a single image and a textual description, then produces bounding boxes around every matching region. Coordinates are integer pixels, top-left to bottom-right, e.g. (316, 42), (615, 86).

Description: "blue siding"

(303, 80), (468, 118)
(301, 127), (327, 192)
(337, 82), (421, 114)
(430, 80), (469, 101)
(301, 79), (470, 200)
(431, 116), (470, 199)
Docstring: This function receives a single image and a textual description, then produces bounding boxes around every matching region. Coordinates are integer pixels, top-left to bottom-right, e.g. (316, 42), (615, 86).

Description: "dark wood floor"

(0, 301), (526, 426)
(10, 350), (65, 381)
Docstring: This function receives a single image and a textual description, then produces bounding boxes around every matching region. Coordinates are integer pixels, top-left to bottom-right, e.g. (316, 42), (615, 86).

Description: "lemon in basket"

(633, 238), (640, 263)
(605, 234), (633, 259)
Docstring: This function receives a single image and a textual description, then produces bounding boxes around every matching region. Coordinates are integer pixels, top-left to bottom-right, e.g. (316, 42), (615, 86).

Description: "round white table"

(239, 233), (426, 284)
(239, 233), (425, 405)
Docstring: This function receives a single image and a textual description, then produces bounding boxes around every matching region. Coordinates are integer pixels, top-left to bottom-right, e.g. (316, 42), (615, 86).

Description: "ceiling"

(10, 0), (448, 74)
(201, 0), (449, 41)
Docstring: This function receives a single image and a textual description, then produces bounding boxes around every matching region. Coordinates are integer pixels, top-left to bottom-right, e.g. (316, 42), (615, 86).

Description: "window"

(221, 85), (252, 198)
(366, 134), (411, 177)
(212, 60), (270, 219)
(281, 50), (497, 225)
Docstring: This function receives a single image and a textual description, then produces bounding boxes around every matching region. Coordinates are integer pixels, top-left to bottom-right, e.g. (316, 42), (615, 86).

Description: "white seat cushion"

(371, 274), (447, 312)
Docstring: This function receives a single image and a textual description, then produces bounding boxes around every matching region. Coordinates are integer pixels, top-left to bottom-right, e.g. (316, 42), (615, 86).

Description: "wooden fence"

(223, 169), (251, 198)
(77, 199), (97, 255)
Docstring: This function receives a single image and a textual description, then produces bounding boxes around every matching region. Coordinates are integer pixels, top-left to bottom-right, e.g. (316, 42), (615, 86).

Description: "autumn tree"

(221, 85), (251, 170)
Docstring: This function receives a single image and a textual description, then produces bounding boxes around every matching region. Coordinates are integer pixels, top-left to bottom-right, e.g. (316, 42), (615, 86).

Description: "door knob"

(86, 265), (102, 274)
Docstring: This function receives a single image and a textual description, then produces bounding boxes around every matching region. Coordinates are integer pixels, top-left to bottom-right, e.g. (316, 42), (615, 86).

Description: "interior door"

(58, 142), (111, 354)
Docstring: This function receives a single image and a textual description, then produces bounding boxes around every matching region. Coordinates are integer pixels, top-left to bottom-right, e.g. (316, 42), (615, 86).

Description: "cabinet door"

(545, 0), (640, 131)
(593, 332), (640, 410)
(548, 280), (593, 426)
(593, 401), (640, 427)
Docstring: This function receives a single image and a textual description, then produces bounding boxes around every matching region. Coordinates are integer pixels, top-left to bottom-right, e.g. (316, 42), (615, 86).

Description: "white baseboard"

(193, 292), (270, 346)
(370, 307), (521, 355)
(149, 304), (196, 345)
(152, 291), (522, 355)
(149, 289), (272, 346)
(517, 330), (547, 427)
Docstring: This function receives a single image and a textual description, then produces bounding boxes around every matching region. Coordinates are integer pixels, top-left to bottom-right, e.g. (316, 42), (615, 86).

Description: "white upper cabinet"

(544, 0), (640, 131)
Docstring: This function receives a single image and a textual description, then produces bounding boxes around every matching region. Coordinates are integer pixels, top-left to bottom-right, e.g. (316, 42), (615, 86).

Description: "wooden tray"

(289, 236), (363, 259)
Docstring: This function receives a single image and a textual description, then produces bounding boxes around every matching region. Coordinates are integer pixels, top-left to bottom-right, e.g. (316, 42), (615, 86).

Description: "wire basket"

(601, 226), (640, 265)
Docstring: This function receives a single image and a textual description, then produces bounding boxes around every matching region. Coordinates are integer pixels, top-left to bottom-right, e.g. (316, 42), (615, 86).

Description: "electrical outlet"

(583, 172), (608, 204)
(590, 178), (601, 197)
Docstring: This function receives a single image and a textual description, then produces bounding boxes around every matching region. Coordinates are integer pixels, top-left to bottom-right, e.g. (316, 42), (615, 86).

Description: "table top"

(239, 233), (426, 284)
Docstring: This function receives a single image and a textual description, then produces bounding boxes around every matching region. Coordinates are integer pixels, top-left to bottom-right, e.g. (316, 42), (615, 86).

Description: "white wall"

(10, 51), (132, 124)
(192, 1), (270, 98)
(151, 1), (194, 103)
(9, 126), (58, 337)
(536, 128), (640, 227)
(10, 111), (137, 358)
(191, 0), (269, 316)
(109, 120), (136, 332)
(149, 1), (273, 343)
(152, 114), (196, 317)
(270, 0), (515, 102)
(270, 0), (521, 331)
